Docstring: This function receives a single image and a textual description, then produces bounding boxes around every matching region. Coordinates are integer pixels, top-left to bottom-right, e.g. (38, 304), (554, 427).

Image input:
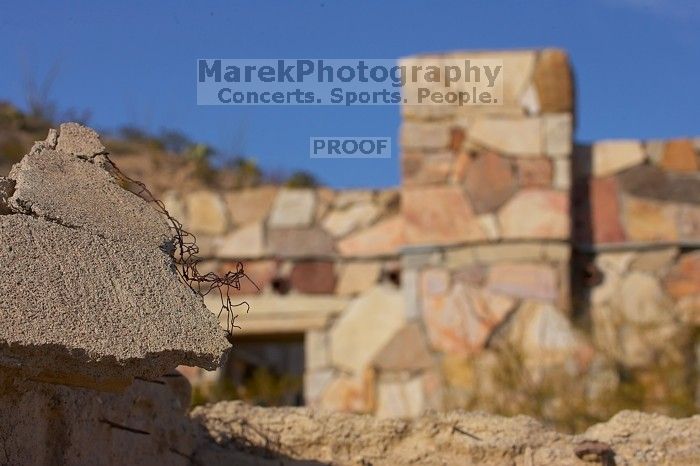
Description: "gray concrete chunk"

(56, 122), (106, 157)
(0, 215), (229, 381)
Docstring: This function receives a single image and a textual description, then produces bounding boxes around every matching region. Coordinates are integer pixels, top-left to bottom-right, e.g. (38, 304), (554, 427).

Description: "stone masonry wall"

(167, 48), (700, 420)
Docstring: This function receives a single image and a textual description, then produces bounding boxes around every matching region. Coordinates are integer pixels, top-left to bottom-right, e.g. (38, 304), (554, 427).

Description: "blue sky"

(0, 0), (698, 188)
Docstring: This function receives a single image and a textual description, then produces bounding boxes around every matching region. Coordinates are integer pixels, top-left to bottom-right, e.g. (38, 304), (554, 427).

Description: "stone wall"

(169, 48), (700, 421)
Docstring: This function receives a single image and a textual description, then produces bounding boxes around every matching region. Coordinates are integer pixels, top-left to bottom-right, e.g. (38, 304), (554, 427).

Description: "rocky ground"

(188, 401), (700, 465)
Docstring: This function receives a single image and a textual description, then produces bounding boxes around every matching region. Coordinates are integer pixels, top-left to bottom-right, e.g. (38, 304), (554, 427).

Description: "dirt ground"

(190, 401), (700, 465)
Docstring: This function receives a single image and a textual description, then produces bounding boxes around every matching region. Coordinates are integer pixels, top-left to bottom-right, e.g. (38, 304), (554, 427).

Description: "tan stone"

(336, 261), (382, 295)
(216, 222), (265, 258)
(441, 354), (475, 389)
(337, 216), (404, 257)
(661, 139), (698, 172)
(400, 121), (451, 150)
(623, 196), (678, 242)
(330, 286), (406, 373)
(305, 330), (330, 370)
(542, 113), (572, 158)
(646, 140), (666, 164)
(553, 159), (571, 190)
(663, 252), (700, 298)
(334, 190), (374, 208)
(629, 247), (678, 273)
(486, 263), (558, 302)
(498, 189), (569, 240)
(322, 201), (381, 237)
(268, 188), (316, 228)
(676, 295), (700, 325)
(304, 369), (334, 405)
(533, 49), (574, 112)
(373, 323), (434, 371)
(185, 190), (228, 235)
(445, 246), (478, 269)
(376, 375), (425, 418)
(520, 84), (540, 115)
(591, 140), (646, 177)
(542, 243), (571, 262)
(403, 186), (485, 245)
(617, 272), (673, 325)
(516, 158), (553, 188)
(224, 186), (278, 225)
(508, 301), (578, 365)
(477, 214), (500, 240)
(474, 243), (542, 264)
(267, 227), (335, 257)
(319, 371), (373, 413)
(470, 117), (542, 156)
(677, 203), (700, 241)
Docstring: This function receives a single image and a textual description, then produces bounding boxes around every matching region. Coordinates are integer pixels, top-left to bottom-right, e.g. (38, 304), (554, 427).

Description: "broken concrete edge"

(0, 124), (232, 388)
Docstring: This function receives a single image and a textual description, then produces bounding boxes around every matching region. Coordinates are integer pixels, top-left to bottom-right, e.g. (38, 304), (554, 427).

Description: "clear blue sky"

(0, 0), (698, 188)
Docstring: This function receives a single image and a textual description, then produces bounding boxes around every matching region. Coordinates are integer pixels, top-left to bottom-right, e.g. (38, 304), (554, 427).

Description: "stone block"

(224, 186), (278, 225)
(553, 159), (571, 190)
(477, 214), (500, 240)
(376, 375), (425, 418)
(618, 272), (673, 325)
(677, 203), (700, 241)
(334, 189), (374, 208)
(216, 222), (265, 258)
(464, 151), (518, 213)
(337, 216), (404, 257)
(55, 122), (106, 157)
(661, 139), (698, 172)
(304, 369), (334, 405)
(267, 227), (335, 257)
(542, 113), (572, 158)
(330, 286), (406, 373)
(516, 157), (553, 188)
(185, 190), (229, 235)
(622, 196), (678, 242)
(319, 371), (373, 413)
(336, 261), (382, 295)
(486, 263), (558, 302)
(400, 121), (451, 150)
(268, 188), (316, 228)
(663, 252), (700, 298)
(372, 323), (434, 371)
(498, 189), (569, 240)
(445, 246), (478, 269)
(305, 330), (330, 370)
(629, 247), (678, 273)
(322, 201), (381, 237)
(403, 186), (485, 245)
(591, 140), (646, 177)
(533, 49), (574, 112)
(508, 301), (578, 365)
(224, 259), (277, 294)
(289, 260), (337, 294)
(470, 117), (542, 157)
(588, 176), (626, 244)
(473, 243), (542, 263)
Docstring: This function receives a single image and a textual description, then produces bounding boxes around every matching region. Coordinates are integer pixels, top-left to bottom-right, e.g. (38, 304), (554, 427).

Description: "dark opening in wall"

(222, 333), (304, 406)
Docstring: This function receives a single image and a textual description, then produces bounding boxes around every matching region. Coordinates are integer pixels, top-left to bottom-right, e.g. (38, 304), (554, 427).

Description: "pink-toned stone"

(516, 158), (553, 188)
(319, 370), (374, 413)
(224, 186), (278, 225)
(464, 151), (517, 213)
(486, 263), (559, 302)
(289, 261), (337, 294)
(623, 196), (678, 243)
(372, 323), (434, 371)
(422, 280), (516, 356)
(677, 203), (700, 241)
(661, 139), (699, 173)
(337, 216), (404, 257)
(589, 177), (626, 244)
(663, 252), (700, 299)
(401, 151), (453, 186)
(403, 186), (485, 245)
(498, 189), (569, 240)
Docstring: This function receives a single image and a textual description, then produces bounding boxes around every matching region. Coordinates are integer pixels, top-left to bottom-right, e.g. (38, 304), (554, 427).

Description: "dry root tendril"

(104, 155), (257, 342)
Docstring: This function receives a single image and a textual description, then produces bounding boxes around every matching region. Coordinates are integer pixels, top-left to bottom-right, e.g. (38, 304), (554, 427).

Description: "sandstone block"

(533, 49), (574, 112)
(486, 263), (558, 302)
(376, 375), (425, 418)
(330, 286), (406, 373)
(663, 252), (700, 298)
(185, 190), (229, 235)
(336, 261), (382, 295)
(337, 216), (404, 257)
(400, 121), (451, 150)
(661, 139), (698, 172)
(591, 140), (646, 177)
(588, 177), (626, 244)
(289, 260), (337, 294)
(305, 330), (330, 370)
(267, 227), (335, 257)
(372, 323), (434, 371)
(470, 117), (542, 157)
(498, 189), (569, 240)
(322, 201), (381, 237)
(268, 188), (316, 228)
(224, 186), (278, 225)
(216, 222), (265, 258)
(622, 196), (678, 242)
(403, 186), (485, 245)
(542, 113), (572, 158)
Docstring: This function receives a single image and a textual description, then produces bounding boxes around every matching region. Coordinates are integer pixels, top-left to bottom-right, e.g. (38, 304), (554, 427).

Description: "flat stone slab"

(0, 124), (229, 384)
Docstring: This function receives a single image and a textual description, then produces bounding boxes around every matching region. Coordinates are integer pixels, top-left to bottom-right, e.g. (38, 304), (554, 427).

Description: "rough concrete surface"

(0, 124), (229, 384)
(192, 401), (700, 466)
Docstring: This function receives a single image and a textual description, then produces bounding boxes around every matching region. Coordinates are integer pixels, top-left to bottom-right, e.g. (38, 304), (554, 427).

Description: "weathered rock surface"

(0, 124), (229, 384)
(192, 401), (700, 466)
